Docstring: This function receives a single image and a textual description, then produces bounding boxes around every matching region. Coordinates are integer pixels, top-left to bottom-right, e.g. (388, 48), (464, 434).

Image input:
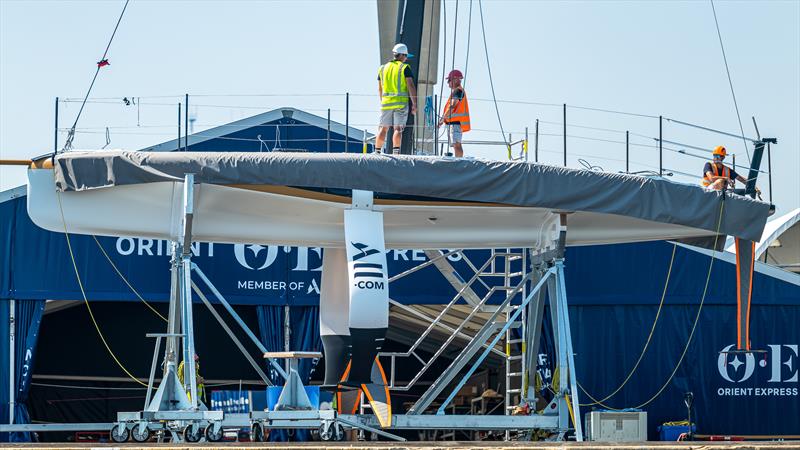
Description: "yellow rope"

(578, 197), (726, 410)
(579, 243), (677, 407)
(56, 188), (147, 387)
(91, 235), (167, 322)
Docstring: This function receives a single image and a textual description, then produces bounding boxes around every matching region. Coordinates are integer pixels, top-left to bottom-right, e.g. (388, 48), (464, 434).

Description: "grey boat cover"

(52, 150), (770, 241)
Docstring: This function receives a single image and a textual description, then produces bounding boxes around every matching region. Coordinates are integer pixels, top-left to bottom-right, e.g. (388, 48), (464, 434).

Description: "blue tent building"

(1, 108), (798, 440)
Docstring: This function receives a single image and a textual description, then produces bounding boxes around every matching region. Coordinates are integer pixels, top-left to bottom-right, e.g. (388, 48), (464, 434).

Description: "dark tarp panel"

(257, 305), (321, 441)
(566, 304), (800, 439)
(2, 192), (799, 437)
(2, 194), (502, 306)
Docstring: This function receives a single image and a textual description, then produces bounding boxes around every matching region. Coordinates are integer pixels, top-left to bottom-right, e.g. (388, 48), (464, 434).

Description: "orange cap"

(712, 146), (727, 157)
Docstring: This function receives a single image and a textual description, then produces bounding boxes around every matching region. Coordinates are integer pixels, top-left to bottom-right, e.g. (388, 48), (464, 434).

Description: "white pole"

(9, 299), (15, 425)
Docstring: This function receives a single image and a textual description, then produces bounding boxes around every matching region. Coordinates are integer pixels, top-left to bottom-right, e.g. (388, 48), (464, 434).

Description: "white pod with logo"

(344, 209), (389, 385)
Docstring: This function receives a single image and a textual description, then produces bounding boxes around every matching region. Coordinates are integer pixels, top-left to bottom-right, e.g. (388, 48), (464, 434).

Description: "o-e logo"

(717, 344), (799, 383)
(717, 344), (755, 383)
(234, 244), (277, 270)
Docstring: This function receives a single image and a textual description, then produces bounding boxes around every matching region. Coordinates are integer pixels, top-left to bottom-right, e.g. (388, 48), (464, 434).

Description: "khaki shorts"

(448, 123), (463, 146)
(379, 105), (409, 128)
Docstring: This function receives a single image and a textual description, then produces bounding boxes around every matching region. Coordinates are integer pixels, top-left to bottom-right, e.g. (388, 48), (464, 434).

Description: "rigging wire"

(438, 0), (448, 112)
(463, 0), (473, 86)
(579, 198), (726, 410)
(451, 0), (459, 74)
(709, 0), (751, 163)
(62, 0), (131, 152)
(477, 0), (508, 147)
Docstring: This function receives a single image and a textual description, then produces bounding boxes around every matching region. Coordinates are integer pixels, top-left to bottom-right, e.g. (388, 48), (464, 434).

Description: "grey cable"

(62, 0), (131, 152)
(451, 0), (459, 74)
(478, 0), (508, 146)
(710, 0), (751, 163)
(463, 0), (473, 87)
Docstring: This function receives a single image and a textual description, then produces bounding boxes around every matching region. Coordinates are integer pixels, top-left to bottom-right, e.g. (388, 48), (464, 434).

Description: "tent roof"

(0, 185), (25, 204)
(725, 208), (800, 274)
(140, 107), (373, 152)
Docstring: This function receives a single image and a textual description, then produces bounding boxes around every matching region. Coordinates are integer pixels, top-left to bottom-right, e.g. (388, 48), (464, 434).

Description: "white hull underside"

(28, 169), (716, 249)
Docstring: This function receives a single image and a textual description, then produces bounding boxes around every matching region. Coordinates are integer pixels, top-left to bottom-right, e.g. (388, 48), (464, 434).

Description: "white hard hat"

(392, 43), (409, 55)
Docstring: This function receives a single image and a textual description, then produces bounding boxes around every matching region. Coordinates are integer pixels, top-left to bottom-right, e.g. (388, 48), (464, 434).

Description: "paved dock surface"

(1, 442), (799, 449)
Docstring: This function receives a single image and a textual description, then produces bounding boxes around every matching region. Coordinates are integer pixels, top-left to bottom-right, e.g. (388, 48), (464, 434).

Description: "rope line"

(62, 0), (131, 152)
(579, 243), (677, 407)
(91, 236), (168, 322)
(56, 185), (147, 387)
(578, 198), (726, 410)
(709, 0), (751, 163)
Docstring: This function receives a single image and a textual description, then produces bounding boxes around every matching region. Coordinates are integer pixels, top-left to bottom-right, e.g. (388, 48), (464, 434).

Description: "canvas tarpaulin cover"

(51, 150), (769, 241)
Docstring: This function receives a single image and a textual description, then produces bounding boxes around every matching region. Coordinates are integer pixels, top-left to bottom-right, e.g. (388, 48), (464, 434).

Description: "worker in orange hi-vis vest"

(701, 145), (750, 191)
(438, 69), (470, 157)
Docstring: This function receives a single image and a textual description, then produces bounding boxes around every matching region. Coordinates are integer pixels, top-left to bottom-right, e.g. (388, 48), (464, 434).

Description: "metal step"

(424, 250), (483, 307)
(407, 308), (510, 414)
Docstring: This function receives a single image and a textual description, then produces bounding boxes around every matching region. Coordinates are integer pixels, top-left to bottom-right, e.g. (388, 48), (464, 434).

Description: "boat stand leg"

(555, 259), (583, 441)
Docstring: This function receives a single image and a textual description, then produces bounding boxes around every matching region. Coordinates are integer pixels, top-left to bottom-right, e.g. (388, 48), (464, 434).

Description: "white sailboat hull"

(28, 169), (716, 249)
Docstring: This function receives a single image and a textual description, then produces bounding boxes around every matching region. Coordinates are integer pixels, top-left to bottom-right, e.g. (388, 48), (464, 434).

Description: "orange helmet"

(712, 146), (727, 157)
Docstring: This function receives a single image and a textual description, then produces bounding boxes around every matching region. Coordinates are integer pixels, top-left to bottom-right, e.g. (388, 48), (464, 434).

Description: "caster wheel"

(334, 423), (345, 441)
(250, 423), (265, 442)
(205, 424), (223, 442)
(131, 423), (151, 442)
(110, 424), (130, 443)
(319, 422), (344, 441)
(319, 424), (332, 441)
(183, 424), (202, 443)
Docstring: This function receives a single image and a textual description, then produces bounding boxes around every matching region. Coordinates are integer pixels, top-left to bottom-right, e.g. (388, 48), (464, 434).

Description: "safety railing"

(51, 91), (775, 202)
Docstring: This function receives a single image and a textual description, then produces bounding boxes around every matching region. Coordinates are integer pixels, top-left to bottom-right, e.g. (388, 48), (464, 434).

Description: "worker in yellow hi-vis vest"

(376, 43), (418, 154)
(178, 353), (206, 404)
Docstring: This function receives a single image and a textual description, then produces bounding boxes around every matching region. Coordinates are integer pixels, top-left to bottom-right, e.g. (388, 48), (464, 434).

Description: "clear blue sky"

(2, 0), (798, 214)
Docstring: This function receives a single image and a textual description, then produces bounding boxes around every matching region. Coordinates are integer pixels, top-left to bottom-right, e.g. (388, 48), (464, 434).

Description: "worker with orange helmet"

(438, 69), (470, 157)
(702, 146), (748, 190)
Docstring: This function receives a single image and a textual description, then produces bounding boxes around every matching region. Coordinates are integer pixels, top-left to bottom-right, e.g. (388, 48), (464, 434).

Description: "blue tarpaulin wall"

(2, 190), (800, 437)
(256, 305), (321, 441)
(0, 299), (45, 442)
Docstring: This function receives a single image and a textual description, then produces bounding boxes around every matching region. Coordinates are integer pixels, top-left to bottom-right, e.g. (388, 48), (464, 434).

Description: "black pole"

(185, 94), (189, 151)
(434, 94), (439, 156)
(327, 108), (331, 153)
(767, 142), (773, 203)
(345, 93), (349, 153)
(659, 115), (663, 176)
(626, 130), (629, 173)
(54, 97), (59, 153)
(563, 103), (567, 167)
(177, 102), (182, 151)
(535, 119), (539, 163)
(732, 154), (737, 188)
